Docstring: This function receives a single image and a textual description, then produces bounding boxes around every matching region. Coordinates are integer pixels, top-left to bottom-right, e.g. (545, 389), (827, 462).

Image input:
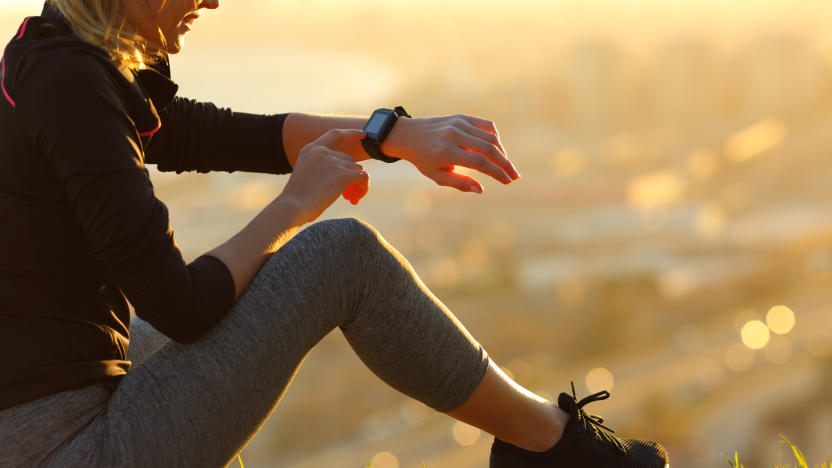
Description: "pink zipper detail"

(1, 17), (34, 108)
(139, 122), (162, 137)
(16, 17), (32, 40)
(1, 58), (15, 108)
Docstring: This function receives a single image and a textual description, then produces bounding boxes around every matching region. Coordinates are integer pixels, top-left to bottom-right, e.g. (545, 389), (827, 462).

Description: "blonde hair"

(46, 0), (161, 70)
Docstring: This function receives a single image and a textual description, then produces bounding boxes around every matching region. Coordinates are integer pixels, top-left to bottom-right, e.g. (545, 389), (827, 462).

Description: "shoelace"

(569, 381), (626, 453)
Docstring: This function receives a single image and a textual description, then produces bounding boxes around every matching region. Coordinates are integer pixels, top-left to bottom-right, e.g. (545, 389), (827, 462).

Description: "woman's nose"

(199, 0), (219, 9)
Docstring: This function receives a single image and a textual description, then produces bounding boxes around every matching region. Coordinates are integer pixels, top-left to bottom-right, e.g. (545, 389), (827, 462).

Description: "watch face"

(364, 110), (396, 140)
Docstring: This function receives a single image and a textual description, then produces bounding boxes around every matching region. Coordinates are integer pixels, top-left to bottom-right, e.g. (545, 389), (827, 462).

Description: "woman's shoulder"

(3, 17), (131, 110)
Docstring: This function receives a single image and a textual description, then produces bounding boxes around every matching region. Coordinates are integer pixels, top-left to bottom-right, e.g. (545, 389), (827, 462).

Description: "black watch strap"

(362, 106), (411, 163)
(361, 138), (400, 163)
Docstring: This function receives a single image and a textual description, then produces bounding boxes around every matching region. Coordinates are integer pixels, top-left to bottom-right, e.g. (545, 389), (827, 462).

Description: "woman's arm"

(283, 112), (521, 193)
(208, 129), (369, 300)
(147, 97), (292, 175)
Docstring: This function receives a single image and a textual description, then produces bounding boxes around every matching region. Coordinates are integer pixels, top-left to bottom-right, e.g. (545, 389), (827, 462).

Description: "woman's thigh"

(3, 218), (487, 467)
(84, 220), (367, 467)
(126, 316), (171, 366)
(0, 383), (111, 468)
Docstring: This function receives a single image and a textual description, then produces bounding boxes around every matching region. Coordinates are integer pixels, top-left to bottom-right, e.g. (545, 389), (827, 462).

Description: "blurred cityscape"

(4, 0), (832, 466)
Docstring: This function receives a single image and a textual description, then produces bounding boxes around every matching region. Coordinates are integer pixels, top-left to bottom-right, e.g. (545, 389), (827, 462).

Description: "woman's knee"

(304, 217), (383, 251)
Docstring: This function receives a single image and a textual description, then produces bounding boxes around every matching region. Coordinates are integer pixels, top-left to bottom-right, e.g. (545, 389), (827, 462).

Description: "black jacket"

(0, 3), (291, 410)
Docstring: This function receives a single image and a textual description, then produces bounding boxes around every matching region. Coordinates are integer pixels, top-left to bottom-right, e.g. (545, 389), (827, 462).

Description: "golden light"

(724, 118), (787, 163)
(695, 203), (726, 241)
(585, 367), (615, 393)
(627, 171), (685, 208)
(370, 451), (399, 468)
(725, 343), (754, 372)
(740, 320), (770, 350)
(766, 305), (795, 335)
(452, 421), (482, 446)
(549, 148), (585, 179)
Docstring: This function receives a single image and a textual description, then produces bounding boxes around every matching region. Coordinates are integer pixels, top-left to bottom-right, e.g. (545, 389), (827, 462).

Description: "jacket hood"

(1, 3), (178, 115)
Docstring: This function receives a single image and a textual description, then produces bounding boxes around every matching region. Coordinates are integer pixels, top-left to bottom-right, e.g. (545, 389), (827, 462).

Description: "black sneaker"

(490, 383), (669, 467)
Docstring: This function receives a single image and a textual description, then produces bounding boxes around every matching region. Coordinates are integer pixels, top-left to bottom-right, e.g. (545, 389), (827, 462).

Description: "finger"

(459, 114), (498, 134)
(460, 124), (506, 155)
(342, 183), (357, 203)
(458, 115), (509, 159)
(352, 176), (370, 204)
(451, 147), (513, 185)
(453, 131), (519, 180)
(335, 158), (364, 170)
(428, 167), (483, 193)
(315, 128), (367, 148)
(460, 124), (513, 171)
(342, 170), (369, 205)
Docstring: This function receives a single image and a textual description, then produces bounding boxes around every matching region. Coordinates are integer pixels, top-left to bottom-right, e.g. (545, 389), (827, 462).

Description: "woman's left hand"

(381, 115), (520, 193)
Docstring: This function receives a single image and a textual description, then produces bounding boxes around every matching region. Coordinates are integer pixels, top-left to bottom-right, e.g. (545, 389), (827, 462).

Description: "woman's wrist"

(379, 116), (414, 162)
(269, 194), (310, 227)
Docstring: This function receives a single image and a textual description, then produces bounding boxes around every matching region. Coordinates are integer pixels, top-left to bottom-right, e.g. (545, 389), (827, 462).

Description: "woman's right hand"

(278, 129), (369, 225)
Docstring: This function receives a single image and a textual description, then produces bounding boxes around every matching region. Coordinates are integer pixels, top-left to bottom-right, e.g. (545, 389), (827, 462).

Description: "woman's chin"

(163, 38), (185, 55)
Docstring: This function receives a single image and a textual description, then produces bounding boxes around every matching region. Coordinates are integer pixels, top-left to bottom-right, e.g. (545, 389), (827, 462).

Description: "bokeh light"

(585, 367), (615, 393)
(627, 171), (685, 208)
(766, 305), (796, 335)
(740, 320), (770, 350)
(724, 118), (787, 163)
(370, 451), (399, 468)
(452, 421), (482, 446)
(725, 343), (755, 372)
(399, 400), (430, 426)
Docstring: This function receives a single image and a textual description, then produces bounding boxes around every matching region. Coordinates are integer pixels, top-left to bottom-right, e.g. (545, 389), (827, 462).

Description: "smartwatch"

(361, 106), (411, 163)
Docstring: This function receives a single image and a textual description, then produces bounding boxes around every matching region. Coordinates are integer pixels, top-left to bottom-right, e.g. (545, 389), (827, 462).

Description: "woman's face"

(124, 0), (219, 54)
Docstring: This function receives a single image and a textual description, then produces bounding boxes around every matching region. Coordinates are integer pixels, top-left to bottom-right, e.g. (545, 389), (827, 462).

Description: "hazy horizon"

(4, 1), (832, 467)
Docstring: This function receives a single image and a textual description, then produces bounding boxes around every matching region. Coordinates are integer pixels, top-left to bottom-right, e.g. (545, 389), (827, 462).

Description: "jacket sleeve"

(145, 97), (292, 175)
(15, 51), (235, 343)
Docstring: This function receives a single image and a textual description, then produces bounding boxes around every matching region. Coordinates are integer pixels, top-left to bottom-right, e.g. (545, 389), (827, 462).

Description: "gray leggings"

(0, 218), (490, 468)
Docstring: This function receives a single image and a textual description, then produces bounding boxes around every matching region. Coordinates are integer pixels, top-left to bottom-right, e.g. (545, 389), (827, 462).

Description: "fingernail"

(471, 185), (482, 193)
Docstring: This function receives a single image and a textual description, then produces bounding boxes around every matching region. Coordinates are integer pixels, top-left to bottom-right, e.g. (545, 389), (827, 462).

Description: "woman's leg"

(125, 316), (170, 367)
(44, 218), (559, 467)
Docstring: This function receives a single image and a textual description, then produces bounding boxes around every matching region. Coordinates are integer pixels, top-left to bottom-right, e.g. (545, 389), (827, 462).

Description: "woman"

(0, 1), (669, 467)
